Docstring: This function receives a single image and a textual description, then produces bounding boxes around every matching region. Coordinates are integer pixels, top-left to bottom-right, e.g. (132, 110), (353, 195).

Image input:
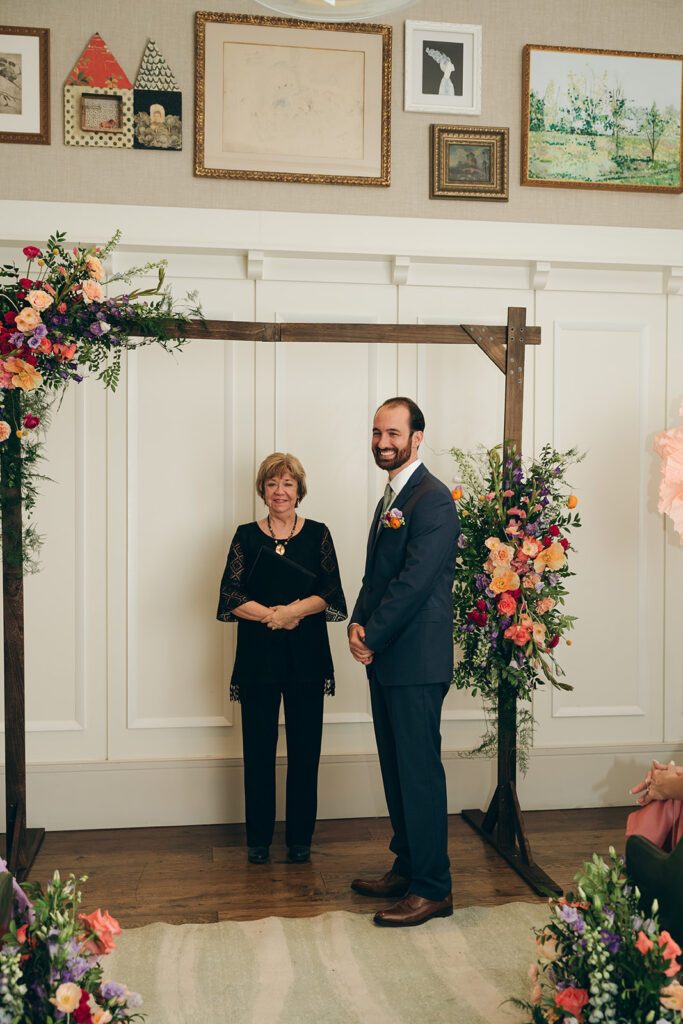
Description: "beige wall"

(1, 0), (681, 228)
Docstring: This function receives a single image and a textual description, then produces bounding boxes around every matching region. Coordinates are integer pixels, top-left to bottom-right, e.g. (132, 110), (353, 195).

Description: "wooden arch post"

(3, 304), (560, 894)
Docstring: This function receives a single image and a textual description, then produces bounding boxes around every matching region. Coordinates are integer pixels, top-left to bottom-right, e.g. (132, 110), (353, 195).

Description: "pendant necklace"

(267, 513), (297, 556)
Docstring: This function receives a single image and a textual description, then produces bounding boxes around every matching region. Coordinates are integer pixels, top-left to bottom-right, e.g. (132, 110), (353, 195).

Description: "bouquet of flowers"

(655, 399), (683, 544)
(512, 847), (683, 1023)
(0, 230), (198, 569)
(0, 861), (143, 1023)
(451, 444), (582, 704)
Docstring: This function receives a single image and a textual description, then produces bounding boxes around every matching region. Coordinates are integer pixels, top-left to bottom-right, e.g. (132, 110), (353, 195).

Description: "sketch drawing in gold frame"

(522, 44), (683, 194)
(431, 124), (508, 200)
(195, 11), (391, 186)
(0, 26), (49, 144)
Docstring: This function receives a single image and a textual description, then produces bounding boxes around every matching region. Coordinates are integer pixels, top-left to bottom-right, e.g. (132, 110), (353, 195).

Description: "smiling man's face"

(371, 403), (423, 479)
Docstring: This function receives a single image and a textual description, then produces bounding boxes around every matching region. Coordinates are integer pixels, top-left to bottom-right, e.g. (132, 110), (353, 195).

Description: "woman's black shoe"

(288, 845), (311, 863)
(247, 845), (270, 864)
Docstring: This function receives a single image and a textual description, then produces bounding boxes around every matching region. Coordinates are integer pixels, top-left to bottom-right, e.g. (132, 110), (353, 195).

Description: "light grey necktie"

(377, 482), (394, 530)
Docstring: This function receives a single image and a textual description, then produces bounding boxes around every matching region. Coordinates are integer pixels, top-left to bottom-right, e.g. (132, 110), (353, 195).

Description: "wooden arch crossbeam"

(3, 306), (560, 896)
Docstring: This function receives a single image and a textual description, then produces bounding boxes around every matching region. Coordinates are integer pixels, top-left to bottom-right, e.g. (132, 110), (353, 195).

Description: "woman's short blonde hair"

(255, 452), (307, 503)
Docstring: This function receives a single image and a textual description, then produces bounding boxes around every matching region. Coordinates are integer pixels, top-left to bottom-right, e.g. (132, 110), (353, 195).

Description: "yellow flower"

(490, 568), (521, 594)
(37, 258), (45, 266)
(52, 247), (59, 255)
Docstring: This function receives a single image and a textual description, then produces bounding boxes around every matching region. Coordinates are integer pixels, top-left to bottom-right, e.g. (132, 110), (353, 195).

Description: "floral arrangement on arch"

(450, 444), (582, 704)
(0, 860), (143, 1023)
(511, 847), (683, 1023)
(0, 231), (198, 569)
(655, 400), (683, 544)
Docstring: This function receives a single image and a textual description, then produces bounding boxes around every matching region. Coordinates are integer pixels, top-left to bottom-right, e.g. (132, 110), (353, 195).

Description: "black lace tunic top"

(217, 519), (347, 701)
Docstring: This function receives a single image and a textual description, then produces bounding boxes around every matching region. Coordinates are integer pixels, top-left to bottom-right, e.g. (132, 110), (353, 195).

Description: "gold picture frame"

(194, 11), (391, 186)
(430, 124), (509, 200)
(0, 25), (49, 145)
(522, 44), (683, 194)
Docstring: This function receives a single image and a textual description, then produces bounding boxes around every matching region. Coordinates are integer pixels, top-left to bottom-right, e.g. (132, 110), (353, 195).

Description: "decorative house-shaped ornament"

(133, 40), (182, 150)
(64, 33), (133, 148)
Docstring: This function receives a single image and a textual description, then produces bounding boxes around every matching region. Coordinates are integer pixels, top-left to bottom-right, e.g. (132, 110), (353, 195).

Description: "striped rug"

(107, 902), (547, 1023)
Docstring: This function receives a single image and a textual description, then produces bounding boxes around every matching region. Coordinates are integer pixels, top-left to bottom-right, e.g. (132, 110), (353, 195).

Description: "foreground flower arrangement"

(451, 444), (582, 704)
(0, 862), (143, 1023)
(512, 847), (683, 1023)
(0, 230), (197, 569)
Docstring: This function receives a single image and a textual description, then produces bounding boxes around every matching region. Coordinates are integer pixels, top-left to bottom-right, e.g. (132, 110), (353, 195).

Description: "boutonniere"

(381, 507), (405, 530)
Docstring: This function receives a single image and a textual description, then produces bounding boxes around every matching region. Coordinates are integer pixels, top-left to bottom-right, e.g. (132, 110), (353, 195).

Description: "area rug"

(107, 902), (547, 1024)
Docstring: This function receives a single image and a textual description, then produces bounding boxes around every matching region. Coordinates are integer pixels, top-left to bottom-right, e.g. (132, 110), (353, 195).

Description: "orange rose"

(82, 279), (104, 303)
(78, 908), (122, 956)
(504, 624), (531, 646)
(26, 289), (53, 312)
(15, 306), (42, 333)
(451, 488), (462, 501)
(390, 518), (401, 529)
(497, 592), (517, 616)
(37, 337), (53, 354)
(567, 495), (578, 509)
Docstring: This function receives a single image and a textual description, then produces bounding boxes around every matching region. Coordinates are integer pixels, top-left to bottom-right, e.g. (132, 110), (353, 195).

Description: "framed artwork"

(430, 124), (509, 200)
(404, 21), (481, 115)
(194, 12), (391, 186)
(64, 34), (134, 148)
(81, 93), (123, 132)
(522, 44), (683, 194)
(0, 25), (49, 145)
(134, 40), (182, 151)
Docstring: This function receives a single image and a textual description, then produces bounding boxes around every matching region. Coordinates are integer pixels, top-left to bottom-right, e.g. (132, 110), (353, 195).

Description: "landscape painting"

(522, 44), (683, 193)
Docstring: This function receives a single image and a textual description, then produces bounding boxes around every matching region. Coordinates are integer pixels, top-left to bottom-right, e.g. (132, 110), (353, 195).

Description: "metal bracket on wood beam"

(666, 267), (683, 295)
(532, 261), (551, 290)
(392, 256), (411, 286)
(247, 250), (265, 281)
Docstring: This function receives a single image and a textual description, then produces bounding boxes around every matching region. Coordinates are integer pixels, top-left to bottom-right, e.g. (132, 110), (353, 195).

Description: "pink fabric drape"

(626, 800), (683, 853)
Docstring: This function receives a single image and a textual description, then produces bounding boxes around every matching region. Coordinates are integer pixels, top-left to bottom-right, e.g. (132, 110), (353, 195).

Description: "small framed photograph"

(431, 124), (509, 200)
(0, 25), (49, 145)
(522, 44), (683, 193)
(405, 21), (481, 115)
(195, 12), (391, 186)
(80, 93), (123, 133)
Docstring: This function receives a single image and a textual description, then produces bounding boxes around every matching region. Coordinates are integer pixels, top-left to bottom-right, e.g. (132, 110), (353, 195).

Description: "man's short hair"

(377, 397), (425, 434)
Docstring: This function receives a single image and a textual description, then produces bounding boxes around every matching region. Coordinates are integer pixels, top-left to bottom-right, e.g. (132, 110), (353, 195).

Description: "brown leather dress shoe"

(350, 870), (410, 898)
(373, 892), (453, 927)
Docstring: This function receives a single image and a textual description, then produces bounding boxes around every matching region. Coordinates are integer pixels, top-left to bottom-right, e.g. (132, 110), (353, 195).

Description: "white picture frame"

(404, 20), (481, 116)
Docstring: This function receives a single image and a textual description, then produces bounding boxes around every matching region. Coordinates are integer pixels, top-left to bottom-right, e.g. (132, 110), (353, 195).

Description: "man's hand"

(262, 601), (302, 631)
(349, 623), (374, 665)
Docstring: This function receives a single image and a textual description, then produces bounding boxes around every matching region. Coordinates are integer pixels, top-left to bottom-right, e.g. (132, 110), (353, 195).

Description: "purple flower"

(27, 335), (42, 349)
(623, 884), (632, 897)
(540, 497), (549, 507)
(32, 323), (47, 339)
(632, 914), (643, 931)
(464, 624), (474, 633)
(90, 321), (104, 336)
(127, 992), (143, 1008)
(101, 981), (127, 1000)
(474, 573), (489, 591)
(558, 904), (580, 924)
(499, 616), (511, 629)
(9, 331), (24, 346)
(73, 374), (83, 383)
(547, 572), (560, 584)
(505, 459), (513, 468)
(485, 586), (495, 599)
(553, 466), (562, 475)
(600, 928), (620, 953)
(457, 533), (467, 548)
(513, 468), (523, 483)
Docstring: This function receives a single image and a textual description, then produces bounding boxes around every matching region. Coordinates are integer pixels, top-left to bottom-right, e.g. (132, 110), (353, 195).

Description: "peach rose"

(519, 613), (533, 628)
(3, 356), (42, 391)
(497, 592), (517, 616)
(82, 279), (104, 303)
(536, 597), (556, 614)
(504, 624), (531, 646)
(92, 1009), (113, 1024)
(78, 908), (122, 956)
(86, 255), (105, 281)
(0, 422), (11, 443)
(483, 557), (495, 574)
(26, 289), (53, 312)
(490, 544), (514, 568)
(536, 930), (558, 960)
(14, 306), (42, 333)
(527, 964), (539, 981)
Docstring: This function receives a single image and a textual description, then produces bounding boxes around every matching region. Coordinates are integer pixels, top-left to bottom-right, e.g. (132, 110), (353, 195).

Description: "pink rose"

(490, 544), (514, 568)
(536, 597), (556, 614)
(78, 908), (122, 956)
(497, 592), (517, 616)
(27, 290), (53, 312)
(14, 307), (42, 333)
(0, 422), (11, 443)
(22, 245), (41, 259)
(57, 302), (67, 313)
(81, 279), (104, 303)
(555, 986), (589, 1022)
(23, 414), (40, 430)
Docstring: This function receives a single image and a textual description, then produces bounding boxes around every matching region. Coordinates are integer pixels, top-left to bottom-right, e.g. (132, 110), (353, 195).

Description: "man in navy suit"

(349, 397), (460, 927)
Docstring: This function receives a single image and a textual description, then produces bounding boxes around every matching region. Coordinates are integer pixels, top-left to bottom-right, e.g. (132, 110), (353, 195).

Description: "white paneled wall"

(0, 201), (682, 829)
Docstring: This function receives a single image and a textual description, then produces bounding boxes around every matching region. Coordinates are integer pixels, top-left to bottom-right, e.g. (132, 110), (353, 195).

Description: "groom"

(348, 397), (460, 927)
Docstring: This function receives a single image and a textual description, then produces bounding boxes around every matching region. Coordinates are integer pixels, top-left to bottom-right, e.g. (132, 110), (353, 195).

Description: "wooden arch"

(2, 305), (560, 896)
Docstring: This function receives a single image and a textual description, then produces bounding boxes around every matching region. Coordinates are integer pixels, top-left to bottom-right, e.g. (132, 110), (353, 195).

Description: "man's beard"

(372, 438), (413, 472)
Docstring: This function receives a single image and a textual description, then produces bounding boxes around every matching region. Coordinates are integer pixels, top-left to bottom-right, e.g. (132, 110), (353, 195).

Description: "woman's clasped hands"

(262, 600), (302, 631)
(630, 760), (683, 806)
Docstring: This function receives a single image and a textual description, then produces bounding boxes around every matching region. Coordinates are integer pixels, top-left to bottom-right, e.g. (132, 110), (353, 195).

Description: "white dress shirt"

(386, 458), (423, 504)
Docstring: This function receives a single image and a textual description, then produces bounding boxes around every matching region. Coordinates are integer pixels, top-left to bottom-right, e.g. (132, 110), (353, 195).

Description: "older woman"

(217, 453), (346, 865)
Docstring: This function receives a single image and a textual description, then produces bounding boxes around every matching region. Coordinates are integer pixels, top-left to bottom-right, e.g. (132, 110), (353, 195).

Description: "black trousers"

(370, 673), (451, 901)
(239, 677), (325, 848)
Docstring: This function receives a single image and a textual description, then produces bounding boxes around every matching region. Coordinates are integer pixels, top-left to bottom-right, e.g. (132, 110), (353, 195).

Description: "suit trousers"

(239, 677), (325, 848)
(370, 672), (451, 901)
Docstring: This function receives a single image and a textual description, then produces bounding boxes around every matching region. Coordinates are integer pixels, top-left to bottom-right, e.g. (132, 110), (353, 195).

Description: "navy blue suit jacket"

(351, 464), (460, 686)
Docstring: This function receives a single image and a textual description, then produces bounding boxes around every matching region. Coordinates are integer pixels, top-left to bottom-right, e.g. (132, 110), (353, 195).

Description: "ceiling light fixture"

(253, 0), (418, 22)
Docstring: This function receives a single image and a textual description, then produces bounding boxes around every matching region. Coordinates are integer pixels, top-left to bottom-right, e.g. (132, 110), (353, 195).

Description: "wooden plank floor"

(24, 807), (632, 928)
